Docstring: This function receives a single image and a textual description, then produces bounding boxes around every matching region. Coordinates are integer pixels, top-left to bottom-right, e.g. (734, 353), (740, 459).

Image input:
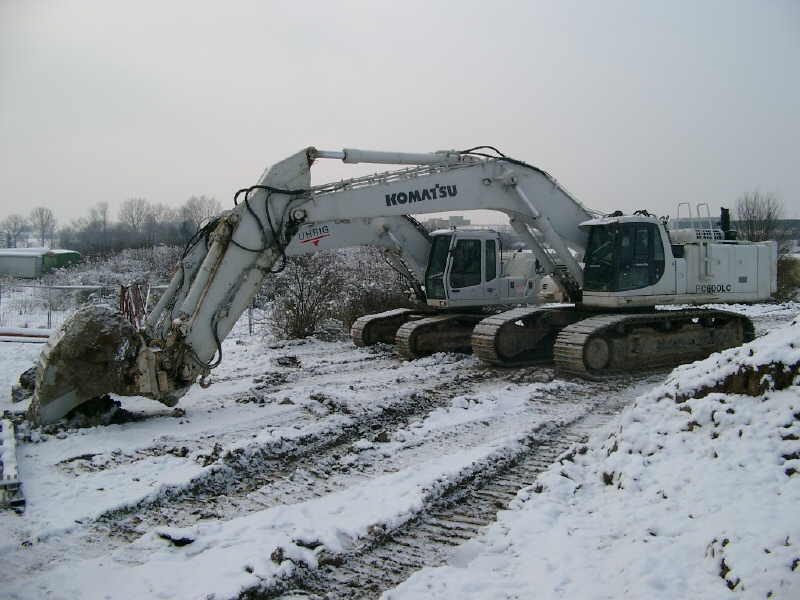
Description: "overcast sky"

(1, 0), (798, 228)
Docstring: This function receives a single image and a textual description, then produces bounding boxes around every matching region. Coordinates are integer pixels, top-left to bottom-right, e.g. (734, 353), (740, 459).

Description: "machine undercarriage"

(352, 305), (755, 376)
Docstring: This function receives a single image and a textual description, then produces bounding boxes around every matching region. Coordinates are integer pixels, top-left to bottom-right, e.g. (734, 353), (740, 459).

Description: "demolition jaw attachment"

(27, 305), (144, 425)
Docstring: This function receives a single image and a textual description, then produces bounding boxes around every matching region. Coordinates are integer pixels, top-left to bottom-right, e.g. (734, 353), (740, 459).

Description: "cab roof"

(579, 215), (661, 229)
(429, 228), (500, 239)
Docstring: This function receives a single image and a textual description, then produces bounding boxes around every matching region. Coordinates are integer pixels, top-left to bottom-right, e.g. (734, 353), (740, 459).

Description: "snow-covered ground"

(0, 301), (798, 599)
(390, 311), (800, 599)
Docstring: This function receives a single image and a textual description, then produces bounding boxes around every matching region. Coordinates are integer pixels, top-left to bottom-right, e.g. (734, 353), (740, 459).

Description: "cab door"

(483, 239), (500, 300)
(447, 237), (486, 301)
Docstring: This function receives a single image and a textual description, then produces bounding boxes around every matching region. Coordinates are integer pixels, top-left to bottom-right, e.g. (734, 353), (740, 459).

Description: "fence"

(0, 282), (265, 339)
(0, 283), (120, 331)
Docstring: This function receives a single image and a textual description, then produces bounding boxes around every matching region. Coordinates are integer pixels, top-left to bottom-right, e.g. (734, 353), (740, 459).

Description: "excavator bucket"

(27, 305), (143, 425)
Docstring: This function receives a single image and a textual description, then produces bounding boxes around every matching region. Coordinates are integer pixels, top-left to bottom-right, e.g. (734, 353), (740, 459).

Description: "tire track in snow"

(99, 373), (484, 537)
(6, 356), (490, 582)
(240, 376), (652, 600)
(47, 345), (436, 485)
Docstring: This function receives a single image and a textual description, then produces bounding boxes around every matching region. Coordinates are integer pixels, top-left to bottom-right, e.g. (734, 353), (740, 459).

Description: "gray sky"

(1, 0), (798, 228)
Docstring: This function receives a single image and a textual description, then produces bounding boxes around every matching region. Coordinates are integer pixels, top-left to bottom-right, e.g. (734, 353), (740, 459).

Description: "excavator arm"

(30, 147), (593, 424)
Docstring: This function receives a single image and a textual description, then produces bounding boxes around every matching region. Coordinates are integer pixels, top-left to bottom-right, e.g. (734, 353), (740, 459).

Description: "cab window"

(450, 239), (482, 288)
(584, 222), (665, 292)
(485, 240), (497, 281)
(425, 234), (451, 299)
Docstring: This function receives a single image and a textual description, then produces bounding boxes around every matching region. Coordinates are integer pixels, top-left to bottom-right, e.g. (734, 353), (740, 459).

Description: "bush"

(265, 247), (420, 339)
(336, 287), (416, 331)
(776, 256), (800, 301)
(333, 246), (419, 331)
(267, 254), (345, 339)
(43, 246), (182, 287)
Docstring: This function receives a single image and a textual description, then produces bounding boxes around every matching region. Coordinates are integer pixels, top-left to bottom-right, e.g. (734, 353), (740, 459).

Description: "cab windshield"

(425, 234), (451, 299)
(583, 223), (665, 292)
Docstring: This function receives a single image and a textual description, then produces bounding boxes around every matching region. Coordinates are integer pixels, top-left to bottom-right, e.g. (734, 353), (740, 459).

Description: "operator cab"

(425, 229), (541, 308)
(581, 215), (667, 293)
(579, 205), (776, 308)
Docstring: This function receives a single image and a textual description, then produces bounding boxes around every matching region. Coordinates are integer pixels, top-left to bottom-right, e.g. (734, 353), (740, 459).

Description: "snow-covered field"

(392, 310), (800, 599)
(1, 302), (798, 599)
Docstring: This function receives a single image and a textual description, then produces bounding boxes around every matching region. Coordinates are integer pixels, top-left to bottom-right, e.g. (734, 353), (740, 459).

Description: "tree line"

(0, 196), (222, 255)
(0, 190), (795, 257)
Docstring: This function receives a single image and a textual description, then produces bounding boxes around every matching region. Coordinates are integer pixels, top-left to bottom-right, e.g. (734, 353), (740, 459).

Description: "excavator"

(28, 146), (777, 424)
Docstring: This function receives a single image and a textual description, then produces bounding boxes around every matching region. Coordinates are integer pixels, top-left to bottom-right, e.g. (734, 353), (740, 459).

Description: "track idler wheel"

(583, 336), (611, 371)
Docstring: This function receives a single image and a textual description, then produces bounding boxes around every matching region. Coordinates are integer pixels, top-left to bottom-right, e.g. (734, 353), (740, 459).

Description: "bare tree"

(29, 206), (57, 246)
(143, 202), (177, 246)
(1, 214), (29, 247)
(149, 202), (177, 223)
(735, 191), (787, 249)
(180, 195), (221, 232)
(89, 202), (110, 233)
(736, 191), (800, 299)
(84, 202), (111, 251)
(119, 197), (151, 233)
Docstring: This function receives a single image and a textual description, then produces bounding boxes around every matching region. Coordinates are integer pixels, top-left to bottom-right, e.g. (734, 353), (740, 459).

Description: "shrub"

(776, 256), (800, 301)
(267, 254), (345, 339)
(265, 247), (420, 339)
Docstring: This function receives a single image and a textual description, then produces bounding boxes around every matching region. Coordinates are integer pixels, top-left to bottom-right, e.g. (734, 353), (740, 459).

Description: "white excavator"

(28, 146), (777, 424)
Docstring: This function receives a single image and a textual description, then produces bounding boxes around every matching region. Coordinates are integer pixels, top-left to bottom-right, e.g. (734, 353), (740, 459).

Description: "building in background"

(0, 248), (81, 279)
(421, 215), (472, 231)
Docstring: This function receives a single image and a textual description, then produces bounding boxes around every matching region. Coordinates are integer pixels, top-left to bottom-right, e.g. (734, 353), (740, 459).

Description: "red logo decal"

(300, 234), (331, 247)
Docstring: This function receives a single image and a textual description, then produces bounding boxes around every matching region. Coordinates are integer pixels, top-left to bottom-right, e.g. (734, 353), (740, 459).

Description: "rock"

(279, 398), (294, 405)
(171, 407), (186, 418)
(270, 547), (285, 563)
(11, 384), (30, 404)
(18, 366), (37, 391)
(157, 531), (194, 547)
(275, 356), (301, 368)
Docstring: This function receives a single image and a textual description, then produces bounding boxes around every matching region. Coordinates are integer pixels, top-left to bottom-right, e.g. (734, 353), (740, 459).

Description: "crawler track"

(351, 309), (418, 347)
(395, 314), (482, 359)
(472, 306), (581, 367)
(554, 309), (755, 377)
(245, 381), (639, 600)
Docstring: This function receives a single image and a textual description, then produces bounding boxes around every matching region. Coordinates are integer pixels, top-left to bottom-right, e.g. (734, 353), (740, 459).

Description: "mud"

(17, 366), (37, 391)
(676, 359), (800, 401)
(10, 367), (37, 404)
(64, 394), (140, 428)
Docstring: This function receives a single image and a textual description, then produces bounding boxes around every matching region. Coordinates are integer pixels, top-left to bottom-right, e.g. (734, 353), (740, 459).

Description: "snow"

(658, 300), (800, 319)
(1, 301), (798, 598)
(0, 338), (600, 598)
(7, 432), (545, 600)
(0, 327), (51, 336)
(0, 248), (78, 257)
(0, 342), (43, 399)
(0, 336), (48, 344)
(387, 312), (800, 599)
